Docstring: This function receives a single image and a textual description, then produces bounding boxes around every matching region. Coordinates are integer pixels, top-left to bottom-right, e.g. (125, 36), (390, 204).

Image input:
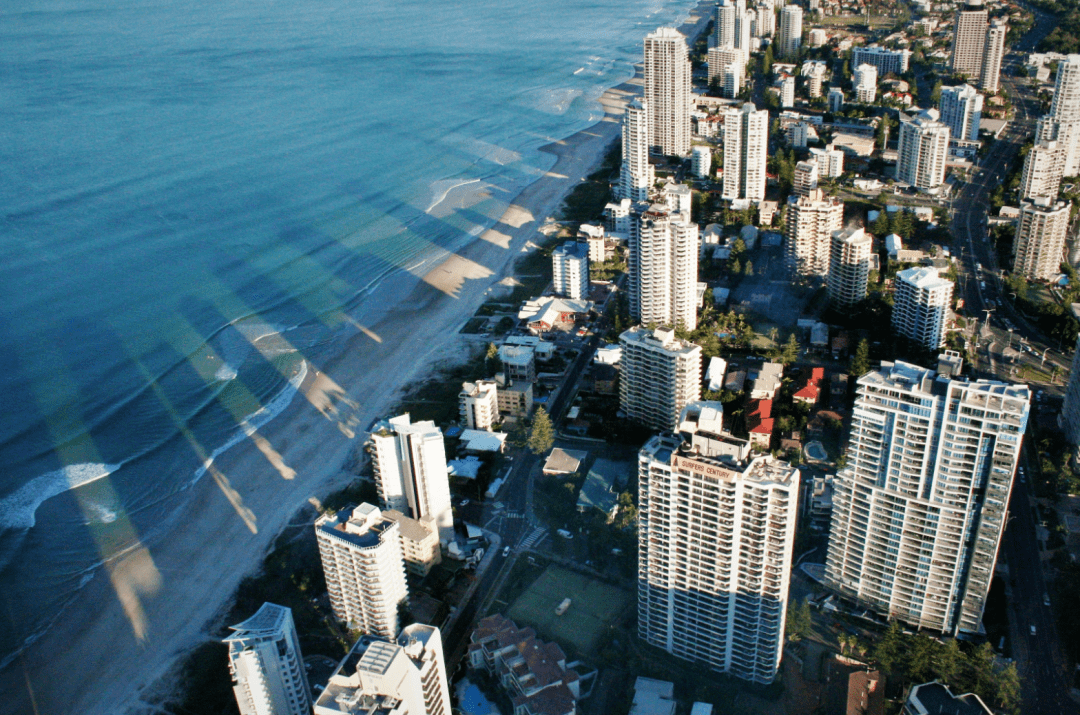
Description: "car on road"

(459, 498), (470, 506)
(503, 546), (511, 557)
(1044, 593), (1051, 607)
(1030, 625), (1037, 636)
(556, 529), (573, 539)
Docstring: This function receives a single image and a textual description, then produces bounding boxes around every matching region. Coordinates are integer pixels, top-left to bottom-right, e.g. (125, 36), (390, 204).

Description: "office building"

(619, 326), (702, 431)
(827, 227), (872, 308)
(315, 503), (409, 638)
(792, 160), (820, 197)
(722, 103), (769, 200)
(1013, 197), (1071, 281)
(777, 5), (803, 58)
(950, 0), (989, 79)
(692, 145), (712, 178)
(552, 240), (590, 300)
(314, 624), (452, 715)
(225, 603), (312, 715)
(980, 19), (1007, 92)
(459, 380), (499, 431)
(938, 84), (982, 142)
(897, 109), (950, 191)
(825, 361), (1030, 635)
(785, 189), (844, 276)
(638, 434), (799, 684)
(893, 267), (954, 350)
(852, 45), (911, 76)
(628, 204), (700, 329)
(828, 87), (844, 113)
(620, 98), (654, 202)
(644, 27), (692, 156)
(810, 144), (844, 177)
(854, 64), (878, 103)
(369, 413), (453, 542)
(1020, 140), (1065, 200)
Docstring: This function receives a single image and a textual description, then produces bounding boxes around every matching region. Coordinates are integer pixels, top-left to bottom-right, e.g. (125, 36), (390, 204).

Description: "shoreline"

(0, 5), (713, 713)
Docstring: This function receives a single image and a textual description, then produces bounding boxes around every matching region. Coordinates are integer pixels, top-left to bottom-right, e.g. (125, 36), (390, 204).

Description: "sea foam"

(0, 463), (120, 532)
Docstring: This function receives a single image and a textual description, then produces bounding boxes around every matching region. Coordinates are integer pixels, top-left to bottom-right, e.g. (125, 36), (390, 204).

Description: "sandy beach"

(0, 5), (712, 712)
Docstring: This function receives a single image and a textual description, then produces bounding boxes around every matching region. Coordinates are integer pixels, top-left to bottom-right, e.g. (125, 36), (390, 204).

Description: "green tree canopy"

(851, 338), (870, 377)
(527, 407), (555, 455)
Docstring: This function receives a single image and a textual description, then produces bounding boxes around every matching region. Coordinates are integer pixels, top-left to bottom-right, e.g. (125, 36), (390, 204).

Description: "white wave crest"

(0, 463), (120, 531)
(214, 363), (238, 381)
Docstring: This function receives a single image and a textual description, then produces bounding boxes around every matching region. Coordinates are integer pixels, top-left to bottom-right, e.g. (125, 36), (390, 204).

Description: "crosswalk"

(519, 527), (547, 550)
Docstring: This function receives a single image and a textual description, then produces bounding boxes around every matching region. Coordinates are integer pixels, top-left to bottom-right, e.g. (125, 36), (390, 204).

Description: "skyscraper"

(708, 46), (744, 96)
(854, 64), (878, 103)
(552, 240), (590, 299)
(827, 227), (872, 308)
(897, 109), (950, 191)
(892, 267), (954, 350)
(753, 1), (776, 37)
(714, 0), (751, 58)
(1037, 55), (1080, 176)
(619, 326), (701, 431)
(638, 433), (798, 684)
(825, 361), (1030, 635)
(628, 205), (699, 329)
(315, 503), (409, 637)
(785, 189), (843, 276)
(950, 0), (989, 79)
(722, 103), (768, 200)
(620, 98), (653, 202)
(792, 160), (819, 197)
(980, 20), (1007, 92)
(938, 84), (983, 142)
(1019, 140), (1065, 201)
(777, 5), (803, 58)
(1013, 197), (1071, 281)
(644, 27), (692, 156)
(225, 603), (312, 715)
(370, 413), (453, 542)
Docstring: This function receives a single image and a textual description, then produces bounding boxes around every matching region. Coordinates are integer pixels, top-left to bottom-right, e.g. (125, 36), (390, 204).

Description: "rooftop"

(897, 266), (953, 289)
(315, 503), (396, 550)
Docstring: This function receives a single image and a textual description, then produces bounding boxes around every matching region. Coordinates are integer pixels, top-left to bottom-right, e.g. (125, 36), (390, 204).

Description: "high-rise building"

(780, 74), (796, 107)
(1037, 55), (1080, 176)
(225, 603), (312, 715)
(1059, 306), (1080, 451)
(852, 45), (911, 76)
(314, 624), (452, 715)
(1013, 197), (1071, 281)
(708, 46), (744, 97)
(552, 240), (590, 299)
(619, 326), (702, 431)
(620, 98), (653, 202)
(1036, 116), (1080, 178)
(802, 60), (827, 97)
(692, 145), (713, 179)
(459, 380), (499, 431)
(722, 103), (769, 200)
(638, 433), (798, 684)
(644, 27), (692, 156)
(938, 84), (983, 142)
(810, 143), (844, 177)
(1019, 140), (1065, 200)
(980, 19), (1007, 92)
(785, 189), (843, 276)
(950, 0), (989, 79)
(854, 64), (878, 103)
(828, 87), (844, 113)
(777, 5), (803, 58)
(714, 0), (752, 59)
(792, 160), (819, 197)
(628, 204), (699, 329)
(315, 503), (409, 637)
(753, 1), (776, 37)
(897, 109), (950, 191)
(825, 361), (1031, 635)
(370, 413), (454, 542)
(788, 121), (809, 149)
(892, 267), (954, 350)
(827, 227), (872, 308)
(1050, 54), (1080, 118)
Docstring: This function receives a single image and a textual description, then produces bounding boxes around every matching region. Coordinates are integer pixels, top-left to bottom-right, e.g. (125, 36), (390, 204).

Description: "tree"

(872, 210), (890, 236)
(527, 407), (554, 455)
(744, 260), (755, 276)
(851, 338), (870, 377)
(781, 333), (800, 364)
(485, 342), (501, 374)
(730, 257), (742, 275)
(763, 43), (774, 75)
(786, 598), (813, 641)
(995, 662), (1022, 715)
(872, 621), (903, 673)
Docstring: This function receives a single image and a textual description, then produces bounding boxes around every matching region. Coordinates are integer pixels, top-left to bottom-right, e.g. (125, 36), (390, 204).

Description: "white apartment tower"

(754, 1), (776, 37)
(980, 20), (1007, 92)
(852, 45), (911, 76)
(854, 64), (878, 103)
(619, 326), (702, 431)
(785, 189), (844, 276)
(938, 84), (983, 142)
(638, 434), (798, 684)
(897, 109), (950, 191)
(225, 603), (312, 715)
(708, 46), (744, 97)
(459, 380), (499, 431)
(1020, 140), (1065, 201)
(828, 87), (844, 113)
(314, 624), (452, 715)
(825, 361), (1031, 635)
(620, 98), (654, 202)
(1037, 55), (1080, 176)
(792, 160), (819, 197)
(1013, 197), (1071, 281)
(723, 103), (769, 200)
(552, 240), (590, 299)
(644, 27), (692, 156)
(370, 413), (454, 542)
(828, 227), (872, 309)
(714, 0), (752, 59)
(692, 145), (713, 178)
(777, 5), (803, 59)
(810, 144), (844, 177)
(893, 267), (954, 350)
(628, 205), (700, 329)
(780, 75), (796, 108)
(315, 503), (409, 638)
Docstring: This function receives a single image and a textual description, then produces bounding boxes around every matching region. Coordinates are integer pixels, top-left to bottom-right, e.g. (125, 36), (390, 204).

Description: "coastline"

(0, 5), (714, 713)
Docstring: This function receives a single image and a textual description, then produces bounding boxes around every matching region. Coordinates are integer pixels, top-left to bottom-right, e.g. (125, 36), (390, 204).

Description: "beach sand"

(1, 6), (712, 712)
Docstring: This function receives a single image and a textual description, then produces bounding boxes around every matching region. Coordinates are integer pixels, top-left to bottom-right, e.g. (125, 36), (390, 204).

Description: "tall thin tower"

(620, 98), (653, 201)
(722, 103), (768, 200)
(644, 27), (692, 156)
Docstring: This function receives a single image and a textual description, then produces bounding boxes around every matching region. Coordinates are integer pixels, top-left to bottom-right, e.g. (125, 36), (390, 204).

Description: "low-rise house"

(543, 448), (587, 476)
(747, 399), (774, 449)
(902, 681), (991, 715)
(750, 362), (784, 400)
(518, 298), (592, 333)
(793, 367), (825, 405)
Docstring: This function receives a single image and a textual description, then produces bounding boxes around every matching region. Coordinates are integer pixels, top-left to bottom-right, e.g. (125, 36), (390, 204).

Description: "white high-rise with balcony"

(1037, 55), (1080, 176)
(708, 46), (744, 97)
(620, 98), (653, 202)
(777, 5), (803, 58)
(892, 267), (954, 350)
(938, 84), (982, 142)
(552, 240), (590, 299)
(1020, 141), (1065, 201)
(785, 189), (843, 276)
(628, 205), (700, 330)
(225, 603), (312, 715)
(950, 0), (989, 79)
(619, 326), (701, 431)
(827, 227), (872, 308)
(1013, 197), (1071, 281)
(825, 361), (1031, 635)
(644, 27), (692, 156)
(459, 380), (499, 431)
(810, 144), (844, 177)
(370, 413), (453, 542)
(854, 64), (878, 103)
(638, 435), (798, 684)
(315, 503), (409, 638)
(980, 20), (1007, 92)
(897, 109), (950, 190)
(723, 103), (768, 200)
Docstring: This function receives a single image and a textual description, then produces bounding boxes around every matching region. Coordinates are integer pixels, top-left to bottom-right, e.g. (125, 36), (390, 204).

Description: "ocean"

(0, 0), (699, 666)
